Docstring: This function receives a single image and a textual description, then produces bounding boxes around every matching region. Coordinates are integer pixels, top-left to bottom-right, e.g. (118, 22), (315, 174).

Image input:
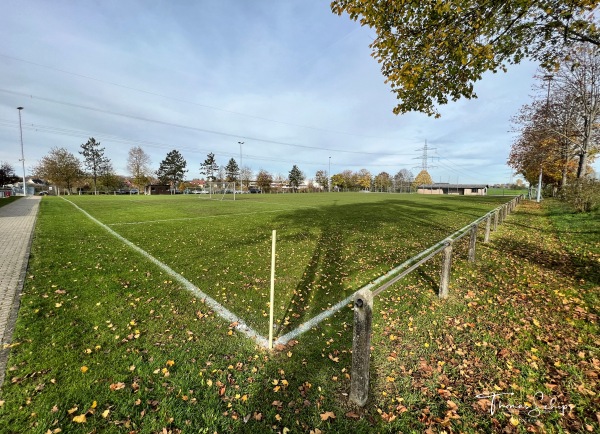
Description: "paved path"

(0, 196), (40, 389)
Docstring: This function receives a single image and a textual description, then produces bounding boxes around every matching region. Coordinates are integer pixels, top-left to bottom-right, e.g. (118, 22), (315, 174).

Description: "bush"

(559, 178), (600, 212)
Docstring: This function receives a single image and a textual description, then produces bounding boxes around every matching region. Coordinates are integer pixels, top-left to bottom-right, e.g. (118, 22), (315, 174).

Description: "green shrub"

(559, 178), (600, 212)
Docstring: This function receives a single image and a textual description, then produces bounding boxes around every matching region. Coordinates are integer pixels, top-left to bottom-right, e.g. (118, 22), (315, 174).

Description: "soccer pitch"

(62, 193), (509, 342)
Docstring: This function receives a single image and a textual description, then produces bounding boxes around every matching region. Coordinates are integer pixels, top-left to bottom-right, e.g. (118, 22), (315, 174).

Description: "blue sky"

(0, 0), (549, 185)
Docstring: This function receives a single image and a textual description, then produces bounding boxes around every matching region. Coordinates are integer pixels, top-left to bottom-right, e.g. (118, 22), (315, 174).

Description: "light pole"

(238, 141), (244, 191)
(328, 156), (331, 192)
(17, 107), (26, 196)
(537, 75), (553, 203)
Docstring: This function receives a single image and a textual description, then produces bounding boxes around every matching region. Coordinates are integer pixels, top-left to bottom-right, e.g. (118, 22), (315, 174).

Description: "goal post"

(204, 181), (237, 200)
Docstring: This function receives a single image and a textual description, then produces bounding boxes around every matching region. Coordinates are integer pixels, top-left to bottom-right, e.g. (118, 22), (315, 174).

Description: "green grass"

(0, 196), (22, 208)
(59, 193), (506, 336)
(487, 188), (528, 196)
(1, 194), (597, 433)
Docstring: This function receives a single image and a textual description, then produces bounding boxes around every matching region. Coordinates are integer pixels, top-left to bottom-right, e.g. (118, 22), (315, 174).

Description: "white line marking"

(62, 198), (270, 348)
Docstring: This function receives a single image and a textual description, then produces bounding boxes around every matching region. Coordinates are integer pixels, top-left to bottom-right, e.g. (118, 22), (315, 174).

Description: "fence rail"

(350, 195), (523, 407)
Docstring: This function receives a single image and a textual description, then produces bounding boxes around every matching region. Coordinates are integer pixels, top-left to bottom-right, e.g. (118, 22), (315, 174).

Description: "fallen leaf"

(320, 411), (336, 421)
(109, 382), (125, 391)
(72, 414), (87, 423)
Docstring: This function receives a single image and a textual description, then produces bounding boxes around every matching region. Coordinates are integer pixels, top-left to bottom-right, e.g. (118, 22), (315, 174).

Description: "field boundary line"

(61, 197), (270, 348)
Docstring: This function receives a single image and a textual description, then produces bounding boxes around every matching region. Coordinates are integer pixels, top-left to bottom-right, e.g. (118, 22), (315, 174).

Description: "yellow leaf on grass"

(510, 416), (519, 426)
(90, 401), (97, 409)
(80, 366), (88, 373)
(72, 414), (87, 423)
(166, 360), (175, 367)
(102, 409), (110, 418)
(67, 407), (78, 414)
(320, 411), (336, 421)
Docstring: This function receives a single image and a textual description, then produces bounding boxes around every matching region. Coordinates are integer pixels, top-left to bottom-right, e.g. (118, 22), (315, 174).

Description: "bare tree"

(555, 45), (600, 178)
(240, 165), (253, 190)
(127, 146), (152, 190)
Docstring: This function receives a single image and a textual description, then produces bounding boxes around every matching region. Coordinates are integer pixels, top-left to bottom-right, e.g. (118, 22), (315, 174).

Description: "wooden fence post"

(439, 242), (453, 299)
(350, 289), (373, 407)
(484, 214), (491, 243)
(468, 224), (478, 262)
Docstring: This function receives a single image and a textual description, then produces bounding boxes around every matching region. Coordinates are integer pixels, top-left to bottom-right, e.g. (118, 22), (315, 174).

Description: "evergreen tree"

(79, 137), (107, 195)
(288, 165), (304, 192)
(200, 152), (218, 182)
(156, 150), (187, 189)
(224, 158), (240, 182)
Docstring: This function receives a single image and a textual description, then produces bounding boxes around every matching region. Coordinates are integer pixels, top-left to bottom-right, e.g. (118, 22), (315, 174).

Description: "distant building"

(417, 183), (488, 196)
(144, 184), (171, 195)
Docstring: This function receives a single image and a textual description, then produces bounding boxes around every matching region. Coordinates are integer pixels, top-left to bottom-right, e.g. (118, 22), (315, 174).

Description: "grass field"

(487, 188), (528, 196)
(56, 193), (507, 338)
(1, 193), (597, 433)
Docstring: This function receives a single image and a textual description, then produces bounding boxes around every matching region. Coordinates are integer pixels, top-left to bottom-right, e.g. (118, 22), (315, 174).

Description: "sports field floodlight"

(238, 141), (244, 190)
(17, 106), (26, 196)
(328, 156), (331, 192)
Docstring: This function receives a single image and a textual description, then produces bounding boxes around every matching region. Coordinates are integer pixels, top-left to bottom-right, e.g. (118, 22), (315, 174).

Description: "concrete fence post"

(350, 289), (373, 407)
(484, 214), (491, 243)
(468, 224), (478, 262)
(493, 209), (499, 231)
(439, 242), (453, 299)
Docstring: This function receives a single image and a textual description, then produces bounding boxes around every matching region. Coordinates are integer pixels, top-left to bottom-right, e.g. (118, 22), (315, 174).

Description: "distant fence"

(349, 195), (523, 406)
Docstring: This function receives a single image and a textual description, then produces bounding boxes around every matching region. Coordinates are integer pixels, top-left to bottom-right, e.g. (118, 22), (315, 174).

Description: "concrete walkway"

(0, 196), (40, 389)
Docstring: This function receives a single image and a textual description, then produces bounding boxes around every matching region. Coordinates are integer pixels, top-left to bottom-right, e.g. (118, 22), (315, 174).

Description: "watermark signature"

(475, 392), (570, 418)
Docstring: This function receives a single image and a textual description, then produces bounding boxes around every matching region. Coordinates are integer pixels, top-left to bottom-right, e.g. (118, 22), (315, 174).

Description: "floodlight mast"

(328, 156), (331, 192)
(238, 141), (244, 191)
(17, 107), (26, 196)
(537, 75), (553, 203)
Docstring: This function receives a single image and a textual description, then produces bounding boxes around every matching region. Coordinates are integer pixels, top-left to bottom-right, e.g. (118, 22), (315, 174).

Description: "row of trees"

(329, 169), (432, 192)
(31, 140), (430, 195)
(33, 139), (125, 194)
(508, 44), (599, 190)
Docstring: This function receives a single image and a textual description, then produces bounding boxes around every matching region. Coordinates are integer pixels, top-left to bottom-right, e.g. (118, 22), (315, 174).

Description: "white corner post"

(268, 230), (276, 349)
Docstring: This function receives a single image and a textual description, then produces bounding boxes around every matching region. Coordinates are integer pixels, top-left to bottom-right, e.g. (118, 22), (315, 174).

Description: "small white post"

(269, 230), (276, 349)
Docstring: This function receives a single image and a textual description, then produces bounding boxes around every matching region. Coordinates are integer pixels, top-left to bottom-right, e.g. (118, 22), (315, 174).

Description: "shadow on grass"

(271, 197), (485, 335)
(489, 232), (599, 287)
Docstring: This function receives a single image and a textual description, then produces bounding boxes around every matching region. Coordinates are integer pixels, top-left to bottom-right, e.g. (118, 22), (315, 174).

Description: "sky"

(0, 0), (560, 186)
